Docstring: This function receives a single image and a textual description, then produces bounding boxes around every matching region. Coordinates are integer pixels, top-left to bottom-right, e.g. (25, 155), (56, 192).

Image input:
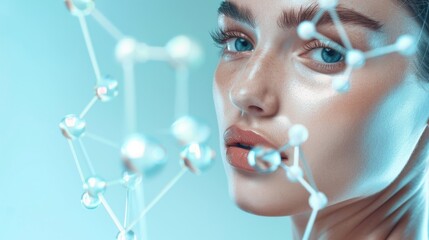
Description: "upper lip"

(224, 125), (288, 160)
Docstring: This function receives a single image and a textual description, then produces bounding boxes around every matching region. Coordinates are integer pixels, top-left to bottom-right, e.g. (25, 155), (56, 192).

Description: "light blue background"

(0, 0), (292, 239)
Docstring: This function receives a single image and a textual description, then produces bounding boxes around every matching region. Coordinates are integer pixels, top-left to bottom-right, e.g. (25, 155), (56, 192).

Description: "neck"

(291, 157), (429, 239)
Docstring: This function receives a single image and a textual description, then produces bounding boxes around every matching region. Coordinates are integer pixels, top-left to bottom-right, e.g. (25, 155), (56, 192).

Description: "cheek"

(213, 64), (228, 129)
(359, 78), (428, 194)
(289, 56), (419, 203)
(213, 62), (239, 128)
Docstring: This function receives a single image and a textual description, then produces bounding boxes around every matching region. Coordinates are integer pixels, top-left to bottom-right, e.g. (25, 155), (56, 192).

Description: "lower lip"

(226, 146), (256, 173)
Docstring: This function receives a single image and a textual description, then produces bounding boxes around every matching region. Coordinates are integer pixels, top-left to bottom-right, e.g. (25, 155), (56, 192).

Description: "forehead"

(226, 0), (390, 20)
(222, 0), (416, 37)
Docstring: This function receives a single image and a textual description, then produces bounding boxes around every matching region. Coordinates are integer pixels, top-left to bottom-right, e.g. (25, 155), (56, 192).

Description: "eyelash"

(302, 40), (346, 74)
(210, 28), (346, 74)
(210, 29), (240, 45)
(210, 29), (253, 56)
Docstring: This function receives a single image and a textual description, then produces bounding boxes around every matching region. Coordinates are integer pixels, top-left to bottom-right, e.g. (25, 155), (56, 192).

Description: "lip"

(224, 125), (288, 173)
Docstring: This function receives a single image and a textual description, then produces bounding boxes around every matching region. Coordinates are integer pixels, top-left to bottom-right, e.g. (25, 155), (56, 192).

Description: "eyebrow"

(218, 1), (383, 31)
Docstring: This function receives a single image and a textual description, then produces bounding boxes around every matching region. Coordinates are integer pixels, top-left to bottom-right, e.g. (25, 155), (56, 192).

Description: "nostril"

(248, 105), (263, 113)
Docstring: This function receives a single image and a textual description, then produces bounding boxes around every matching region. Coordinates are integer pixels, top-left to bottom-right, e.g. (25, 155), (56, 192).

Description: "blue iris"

(321, 48), (343, 63)
(235, 38), (253, 52)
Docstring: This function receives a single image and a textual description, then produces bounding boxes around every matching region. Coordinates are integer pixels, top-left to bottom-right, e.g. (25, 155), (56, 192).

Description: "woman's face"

(213, 0), (429, 216)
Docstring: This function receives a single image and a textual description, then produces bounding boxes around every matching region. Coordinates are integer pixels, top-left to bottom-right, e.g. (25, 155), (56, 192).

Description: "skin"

(213, 0), (429, 239)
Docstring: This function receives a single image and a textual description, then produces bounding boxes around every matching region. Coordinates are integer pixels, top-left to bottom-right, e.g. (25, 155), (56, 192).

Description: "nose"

(229, 53), (280, 117)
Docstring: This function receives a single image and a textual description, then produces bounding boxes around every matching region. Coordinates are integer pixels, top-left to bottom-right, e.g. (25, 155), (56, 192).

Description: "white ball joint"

(297, 21), (317, 40)
(247, 146), (281, 174)
(286, 165), (304, 183)
(59, 114), (86, 140)
(180, 143), (215, 175)
(95, 76), (119, 102)
(116, 230), (137, 240)
(318, 0), (339, 9)
(346, 49), (366, 69)
(395, 34), (417, 56)
(288, 124), (309, 146)
(166, 35), (204, 67)
(65, 0), (95, 16)
(332, 75), (351, 93)
(115, 37), (138, 63)
(309, 192), (328, 210)
(81, 176), (107, 210)
(121, 134), (167, 176)
(171, 116), (210, 145)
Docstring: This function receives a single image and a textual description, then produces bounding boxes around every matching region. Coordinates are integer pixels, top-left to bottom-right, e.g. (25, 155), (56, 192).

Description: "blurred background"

(0, 0), (292, 239)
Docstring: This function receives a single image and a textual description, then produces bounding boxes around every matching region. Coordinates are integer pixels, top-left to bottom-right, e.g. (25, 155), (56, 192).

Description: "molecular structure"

(245, 0), (418, 239)
(59, 0), (418, 240)
(59, 0), (216, 240)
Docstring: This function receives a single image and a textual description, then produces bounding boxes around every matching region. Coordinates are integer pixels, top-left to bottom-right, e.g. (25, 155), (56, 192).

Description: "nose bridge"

(230, 49), (281, 117)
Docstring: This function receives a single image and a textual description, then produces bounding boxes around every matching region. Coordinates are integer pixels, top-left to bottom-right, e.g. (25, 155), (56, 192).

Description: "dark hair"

(399, 0), (429, 83)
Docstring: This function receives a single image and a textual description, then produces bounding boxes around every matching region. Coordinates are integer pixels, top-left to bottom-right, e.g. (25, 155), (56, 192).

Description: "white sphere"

(171, 116), (210, 145)
(116, 230), (137, 240)
(116, 37), (138, 62)
(81, 192), (101, 209)
(180, 143), (215, 175)
(65, 0), (95, 16)
(288, 124), (309, 146)
(83, 176), (107, 197)
(395, 34), (417, 56)
(318, 0), (338, 9)
(95, 76), (119, 102)
(121, 134), (166, 176)
(346, 49), (366, 68)
(247, 146), (281, 174)
(309, 192), (328, 210)
(286, 165), (304, 182)
(122, 171), (143, 189)
(332, 76), (350, 93)
(297, 21), (316, 40)
(166, 35), (203, 67)
(59, 114), (86, 140)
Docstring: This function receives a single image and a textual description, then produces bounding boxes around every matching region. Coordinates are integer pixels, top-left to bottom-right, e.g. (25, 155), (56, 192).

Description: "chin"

(233, 194), (290, 216)
(226, 167), (311, 217)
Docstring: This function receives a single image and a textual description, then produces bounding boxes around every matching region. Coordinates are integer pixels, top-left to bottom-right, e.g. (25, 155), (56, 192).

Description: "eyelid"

(299, 40), (347, 74)
(303, 39), (346, 55)
(211, 28), (255, 58)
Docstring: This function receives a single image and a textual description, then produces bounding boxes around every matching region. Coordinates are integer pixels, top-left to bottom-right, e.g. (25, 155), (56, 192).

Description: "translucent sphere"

(116, 37), (138, 62)
(288, 124), (309, 146)
(309, 192), (328, 210)
(247, 146), (281, 174)
(395, 34), (417, 56)
(286, 165), (304, 183)
(346, 49), (366, 69)
(65, 0), (95, 16)
(180, 143), (215, 174)
(166, 35), (204, 67)
(95, 77), (119, 102)
(332, 76), (350, 93)
(122, 171), (143, 189)
(59, 114), (86, 140)
(171, 116), (210, 145)
(83, 176), (107, 197)
(116, 230), (137, 240)
(81, 192), (101, 209)
(121, 134), (167, 176)
(318, 0), (338, 9)
(297, 21), (316, 40)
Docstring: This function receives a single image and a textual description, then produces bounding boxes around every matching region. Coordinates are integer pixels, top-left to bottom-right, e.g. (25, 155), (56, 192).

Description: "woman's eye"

(226, 38), (254, 52)
(300, 41), (347, 74)
(310, 48), (344, 64)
